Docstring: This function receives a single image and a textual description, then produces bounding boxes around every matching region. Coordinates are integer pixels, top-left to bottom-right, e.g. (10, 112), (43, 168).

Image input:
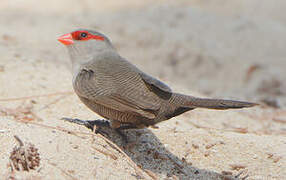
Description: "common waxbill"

(58, 29), (257, 138)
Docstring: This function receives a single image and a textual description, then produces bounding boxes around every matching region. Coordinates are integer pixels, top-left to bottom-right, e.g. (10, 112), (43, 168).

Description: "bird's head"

(58, 29), (111, 46)
(58, 29), (115, 64)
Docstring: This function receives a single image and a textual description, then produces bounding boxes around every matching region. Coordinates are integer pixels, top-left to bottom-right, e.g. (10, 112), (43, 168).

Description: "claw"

(115, 129), (128, 144)
(61, 117), (88, 125)
(61, 117), (110, 131)
(61, 117), (132, 144)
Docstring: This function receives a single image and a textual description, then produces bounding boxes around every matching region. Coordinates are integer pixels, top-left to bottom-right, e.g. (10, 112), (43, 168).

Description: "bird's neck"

(70, 48), (118, 77)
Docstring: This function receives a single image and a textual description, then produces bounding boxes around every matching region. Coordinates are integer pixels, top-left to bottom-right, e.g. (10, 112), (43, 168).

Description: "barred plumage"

(59, 29), (257, 131)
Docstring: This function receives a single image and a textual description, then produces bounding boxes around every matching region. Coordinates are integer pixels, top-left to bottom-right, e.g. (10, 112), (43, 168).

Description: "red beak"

(58, 33), (74, 45)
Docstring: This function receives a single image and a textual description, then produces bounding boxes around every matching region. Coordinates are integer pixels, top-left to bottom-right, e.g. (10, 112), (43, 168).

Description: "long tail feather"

(174, 93), (258, 110)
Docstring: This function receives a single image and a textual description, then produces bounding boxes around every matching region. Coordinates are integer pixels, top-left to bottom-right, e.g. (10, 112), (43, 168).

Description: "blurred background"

(0, 1), (286, 179)
(0, 0), (285, 107)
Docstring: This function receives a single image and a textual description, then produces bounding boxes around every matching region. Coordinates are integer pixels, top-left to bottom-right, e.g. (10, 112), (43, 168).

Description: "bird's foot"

(115, 129), (128, 144)
(115, 124), (138, 144)
(61, 117), (110, 133)
(62, 118), (136, 145)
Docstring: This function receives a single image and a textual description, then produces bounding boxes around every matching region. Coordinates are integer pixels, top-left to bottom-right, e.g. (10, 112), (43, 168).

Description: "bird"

(58, 29), (257, 141)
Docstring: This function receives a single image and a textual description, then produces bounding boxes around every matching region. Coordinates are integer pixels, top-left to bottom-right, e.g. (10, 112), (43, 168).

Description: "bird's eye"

(80, 32), (88, 38)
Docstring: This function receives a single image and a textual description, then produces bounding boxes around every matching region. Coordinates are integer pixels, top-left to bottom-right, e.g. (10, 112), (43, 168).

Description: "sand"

(0, 0), (285, 179)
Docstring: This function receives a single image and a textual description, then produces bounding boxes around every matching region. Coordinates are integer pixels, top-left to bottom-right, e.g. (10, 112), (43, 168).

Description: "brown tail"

(173, 93), (258, 110)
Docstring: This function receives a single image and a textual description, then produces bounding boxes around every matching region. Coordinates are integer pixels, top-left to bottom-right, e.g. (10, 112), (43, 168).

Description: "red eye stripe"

(92, 34), (104, 41)
(71, 31), (104, 41)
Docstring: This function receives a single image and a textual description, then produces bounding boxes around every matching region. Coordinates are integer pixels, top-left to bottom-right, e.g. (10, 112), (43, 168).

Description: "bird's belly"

(78, 96), (154, 128)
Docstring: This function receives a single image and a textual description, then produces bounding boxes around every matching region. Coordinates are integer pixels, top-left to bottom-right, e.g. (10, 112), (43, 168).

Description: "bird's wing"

(88, 92), (157, 119)
(139, 72), (172, 100)
(73, 58), (172, 119)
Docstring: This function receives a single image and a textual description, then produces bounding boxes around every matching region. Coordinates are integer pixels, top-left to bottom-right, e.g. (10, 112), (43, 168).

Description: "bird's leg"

(61, 117), (110, 133)
(62, 118), (137, 144)
(115, 129), (128, 144)
(115, 124), (138, 143)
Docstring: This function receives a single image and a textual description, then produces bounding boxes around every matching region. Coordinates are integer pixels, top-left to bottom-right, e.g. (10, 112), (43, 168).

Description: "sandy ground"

(0, 0), (286, 179)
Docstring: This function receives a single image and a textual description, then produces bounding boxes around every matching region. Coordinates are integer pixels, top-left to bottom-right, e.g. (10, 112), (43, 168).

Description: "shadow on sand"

(63, 118), (242, 180)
